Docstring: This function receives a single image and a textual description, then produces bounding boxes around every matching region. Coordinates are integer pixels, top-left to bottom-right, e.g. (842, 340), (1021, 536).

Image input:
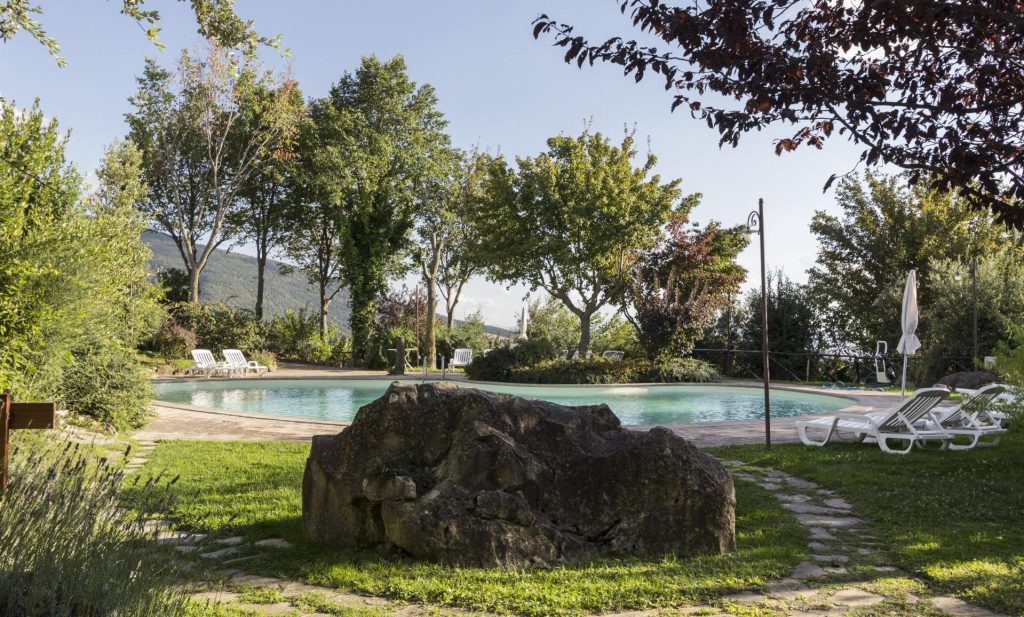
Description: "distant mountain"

(144, 230), (352, 327)
(143, 230), (514, 337)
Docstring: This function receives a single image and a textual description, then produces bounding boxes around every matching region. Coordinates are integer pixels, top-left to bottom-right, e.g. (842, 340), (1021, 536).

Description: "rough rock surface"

(302, 381), (736, 567)
(938, 370), (997, 390)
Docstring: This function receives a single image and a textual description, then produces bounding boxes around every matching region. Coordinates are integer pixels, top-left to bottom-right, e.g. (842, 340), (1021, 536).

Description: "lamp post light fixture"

(746, 198), (771, 449)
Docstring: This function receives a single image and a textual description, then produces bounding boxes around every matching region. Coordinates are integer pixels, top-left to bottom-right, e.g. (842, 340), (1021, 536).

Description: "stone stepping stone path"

(707, 459), (1009, 617)
(152, 453), (1010, 617)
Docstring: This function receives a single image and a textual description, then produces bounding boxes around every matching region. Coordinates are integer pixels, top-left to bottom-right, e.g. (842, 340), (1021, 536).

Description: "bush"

(0, 433), (186, 615)
(465, 339), (561, 381)
(265, 309), (350, 366)
(638, 356), (720, 383)
(61, 345), (153, 431)
(149, 319), (197, 361)
(250, 350), (278, 372)
(469, 350), (718, 385)
(170, 302), (263, 355)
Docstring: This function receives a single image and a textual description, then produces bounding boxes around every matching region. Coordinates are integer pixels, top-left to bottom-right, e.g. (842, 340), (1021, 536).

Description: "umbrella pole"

(901, 355), (908, 399)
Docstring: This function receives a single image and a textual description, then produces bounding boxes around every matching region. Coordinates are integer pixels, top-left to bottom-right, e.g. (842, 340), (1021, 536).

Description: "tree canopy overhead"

(1, 0), (277, 67)
(534, 1), (1024, 227)
(477, 128), (681, 355)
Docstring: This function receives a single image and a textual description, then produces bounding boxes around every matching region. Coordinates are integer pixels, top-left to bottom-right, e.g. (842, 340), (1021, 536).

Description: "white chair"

(189, 349), (228, 378)
(449, 348), (473, 369)
(602, 350), (625, 362)
(223, 349), (268, 376)
(796, 388), (952, 455)
(920, 384), (1007, 449)
(956, 384), (1015, 426)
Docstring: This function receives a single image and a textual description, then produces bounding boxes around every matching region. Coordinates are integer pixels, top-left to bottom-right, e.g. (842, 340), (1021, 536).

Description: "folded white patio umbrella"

(519, 305), (528, 339)
(896, 270), (921, 398)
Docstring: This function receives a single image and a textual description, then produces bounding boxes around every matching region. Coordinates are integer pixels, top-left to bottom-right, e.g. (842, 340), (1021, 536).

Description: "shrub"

(0, 433), (186, 616)
(61, 345), (153, 431)
(265, 309), (349, 366)
(149, 319), (197, 361)
(465, 338), (561, 381)
(170, 302), (264, 355)
(638, 356), (720, 383)
(471, 352), (719, 385)
(250, 350), (278, 372)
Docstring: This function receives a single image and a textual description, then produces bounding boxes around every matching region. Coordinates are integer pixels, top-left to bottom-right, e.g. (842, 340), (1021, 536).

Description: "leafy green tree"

(808, 173), (1016, 352)
(739, 270), (821, 381)
(126, 47), (299, 303)
(924, 251), (1024, 375)
(415, 149), (490, 366)
(313, 55), (452, 365)
(1, 0), (277, 67)
(226, 81), (305, 320)
(0, 103), (160, 428)
(479, 128), (680, 355)
(281, 97), (347, 339)
(520, 295), (582, 356)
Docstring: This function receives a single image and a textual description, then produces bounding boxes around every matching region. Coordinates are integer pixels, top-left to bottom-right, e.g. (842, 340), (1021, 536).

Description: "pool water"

(153, 379), (851, 426)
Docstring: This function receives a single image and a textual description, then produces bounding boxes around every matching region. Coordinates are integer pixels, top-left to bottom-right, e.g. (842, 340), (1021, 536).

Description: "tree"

(126, 46), (299, 302)
(0, 102), (160, 428)
(807, 173), (1016, 352)
(924, 251), (1024, 376)
(226, 80), (305, 320)
(623, 213), (748, 359)
(415, 149), (490, 366)
(2, 0), (278, 67)
(280, 97), (346, 339)
(316, 55), (452, 365)
(739, 270), (821, 381)
(478, 128), (680, 355)
(534, 2), (1024, 226)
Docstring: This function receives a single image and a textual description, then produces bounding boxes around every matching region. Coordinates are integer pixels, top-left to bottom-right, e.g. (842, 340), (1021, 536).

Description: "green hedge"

(467, 347), (718, 385)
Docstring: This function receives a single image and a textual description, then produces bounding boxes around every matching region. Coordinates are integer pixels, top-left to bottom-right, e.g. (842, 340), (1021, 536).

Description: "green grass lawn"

(714, 432), (1024, 616)
(139, 441), (806, 617)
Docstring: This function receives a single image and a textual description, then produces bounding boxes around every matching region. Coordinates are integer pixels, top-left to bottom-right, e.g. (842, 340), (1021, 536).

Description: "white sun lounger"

(796, 388), (952, 455)
(189, 349), (228, 378)
(920, 384), (1007, 449)
(223, 349), (268, 376)
(601, 350), (625, 362)
(956, 384), (1015, 426)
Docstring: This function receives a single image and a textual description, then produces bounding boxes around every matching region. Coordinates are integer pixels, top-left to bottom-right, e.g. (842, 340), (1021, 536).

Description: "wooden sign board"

(1, 394), (57, 490)
(8, 402), (56, 429)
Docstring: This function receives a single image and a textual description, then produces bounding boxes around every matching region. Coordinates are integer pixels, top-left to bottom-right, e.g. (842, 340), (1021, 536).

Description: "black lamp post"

(747, 199), (771, 448)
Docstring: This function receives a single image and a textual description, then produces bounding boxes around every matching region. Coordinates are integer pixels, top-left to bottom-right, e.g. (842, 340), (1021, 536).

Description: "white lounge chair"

(796, 388), (952, 455)
(223, 349), (268, 376)
(189, 349), (228, 378)
(956, 384), (1015, 426)
(449, 348), (473, 369)
(602, 350), (625, 362)
(920, 384), (1007, 449)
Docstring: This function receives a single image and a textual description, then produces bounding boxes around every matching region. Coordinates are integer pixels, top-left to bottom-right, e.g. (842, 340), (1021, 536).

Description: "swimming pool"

(152, 379), (851, 426)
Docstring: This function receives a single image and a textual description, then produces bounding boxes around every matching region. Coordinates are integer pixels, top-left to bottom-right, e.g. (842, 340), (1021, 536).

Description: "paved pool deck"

(137, 363), (910, 447)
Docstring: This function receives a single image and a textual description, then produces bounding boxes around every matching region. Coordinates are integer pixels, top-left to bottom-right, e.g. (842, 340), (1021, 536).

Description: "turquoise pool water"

(152, 379), (851, 426)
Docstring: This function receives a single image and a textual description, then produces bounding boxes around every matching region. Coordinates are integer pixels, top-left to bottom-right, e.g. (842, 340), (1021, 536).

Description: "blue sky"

(2, 1), (867, 328)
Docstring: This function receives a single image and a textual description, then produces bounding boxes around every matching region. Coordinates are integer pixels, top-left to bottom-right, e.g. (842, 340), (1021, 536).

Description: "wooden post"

(393, 336), (407, 376)
(1, 393), (9, 491)
(0, 393), (56, 491)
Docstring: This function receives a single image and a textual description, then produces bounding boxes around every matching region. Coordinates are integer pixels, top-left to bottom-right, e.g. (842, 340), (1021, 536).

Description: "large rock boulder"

(302, 381), (735, 568)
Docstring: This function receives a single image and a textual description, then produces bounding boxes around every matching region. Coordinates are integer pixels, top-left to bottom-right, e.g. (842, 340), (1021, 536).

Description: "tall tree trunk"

(577, 311), (593, 356)
(349, 284), (376, 367)
(188, 266), (201, 303)
(255, 252), (267, 321)
(319, 281), (330, 340)
(425, 283), (437, 368)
